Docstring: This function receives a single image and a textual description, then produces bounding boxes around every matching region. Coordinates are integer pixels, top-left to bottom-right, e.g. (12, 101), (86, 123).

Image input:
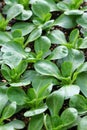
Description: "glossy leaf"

(12, 22), (35, 36)
(34, 60), (61, 79)
(61, 108), (78, 127)
(54, 14), (77, 29)
(7, 4), (23, 20)
(0, 86), (8, 115)
(64, 10), (83, 16)
(1, 102), (16, 120)
(78, 116), (87, 130)
(32, 0), (50, 21)
(25, 27), (42, 44)
(7, 87), (26, 105)
(46, 91), (64, 116)
(24, 105), (47, 117)
(61, 61), (72, 77)
(76, 72), (87, 97)
(34, 36), (51, 54)
(69, 95), (87, 114)
(47, 30), (67, 44)
(6, 119), (25, 129)
(28, 114), (43, 130)
(58, 85), (80, 99)
(48, 46), (68, 60)
(77, 13), (87, 28)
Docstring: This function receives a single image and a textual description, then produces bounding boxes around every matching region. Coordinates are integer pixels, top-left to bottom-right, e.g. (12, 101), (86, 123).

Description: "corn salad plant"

(0, 0), (87, 130)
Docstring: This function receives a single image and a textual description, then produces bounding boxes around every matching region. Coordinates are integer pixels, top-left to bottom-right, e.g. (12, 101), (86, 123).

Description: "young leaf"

(76, 13), (87, 28)
(69, 29), (79, 45)
(24, 105), (47, 117)
(54, 14), (77, 29)
(69, 95), (87, 114)
(0, 31), (12, 42)
(34, 36), (51, 54)
(61, 61), (72, 77)
(7, 87), (26, 105)
(47, 30), (67, 44)
(76, 72), (87, 97)
(34, 60), (61, 79)
(12, 22), (35, 36)
(28, 114), (43, 130)
(58, 85), (80, 99)
(44, 114), (52, 130)
(0, 87), (8, 115)
(61, 49), (85, 71)
(1, 64), (11, 82)
(78, 116), (87, 130)
(0, 125), (14, 130)
(1, 41), (27, 58)
(48, 46), (68, 60)
(1, 102), (16, 120)
(45, 0), (57, 11)
(32, 0), (50, 21)
(79, 37), (87, 49)
(17, 10), (32, 21)
(46, 91), (64, 116)
(64, 10), (83, 16)
(6, 119), (25, 129)
(25, 27), (42, 44)
(61, 108), (78, 127)
(7, 4), (23, 20)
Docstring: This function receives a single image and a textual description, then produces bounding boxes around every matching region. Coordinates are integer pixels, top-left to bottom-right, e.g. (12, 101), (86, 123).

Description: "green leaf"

(32, 75), (53, 93)
(12, 29), (22, 38)
(25, 27), (42, 44)
(79, 37), (87, 49)
(78, 116), (87, 130)
(7, 4), (23, 20)
(76, 13), (87, 28)
(0, 31), (12, 42)
(1, 102), (16, 120)
(28, 114), (43, 130)
(45, 0), (57, 11)
(58, 85), (80, 99)
(24, 105), (47, 117)
(69, 95), (87, 114)
(69, 29), (79, 44)
(47, 30), (67, 44)
(54, 14), (77, 29)
(10, 76), (31, 87)
(64, 10), (83, 16)
(34, 60), (61, 79)
(46, 91), (64, 116)
(57, 2), (70, 11)
(48, 46), (68, 60)
(12, 22), (35, 36)
(6, 119), (25, 129)
(1, 64), (11, 82)
(0, 125), (14, 130)
(32, 0), (50, 21)
(44, 114), (52, 130)
(60, 49), (85, 71)
(17, 10), (32, 21)
(2, 52), (22, 69)
(34, 36), (51, 55)
(76, 72), (87, 97)
(1, 41), (27, 59)
(7, 87), (26, 105)
(61, 61), (72, 77)
(61, 108), (78, 127)
(0, 87), (8, 115)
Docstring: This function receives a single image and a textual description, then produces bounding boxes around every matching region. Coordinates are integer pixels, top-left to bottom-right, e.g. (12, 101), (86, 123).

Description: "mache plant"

(0, 85), (25, 130)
